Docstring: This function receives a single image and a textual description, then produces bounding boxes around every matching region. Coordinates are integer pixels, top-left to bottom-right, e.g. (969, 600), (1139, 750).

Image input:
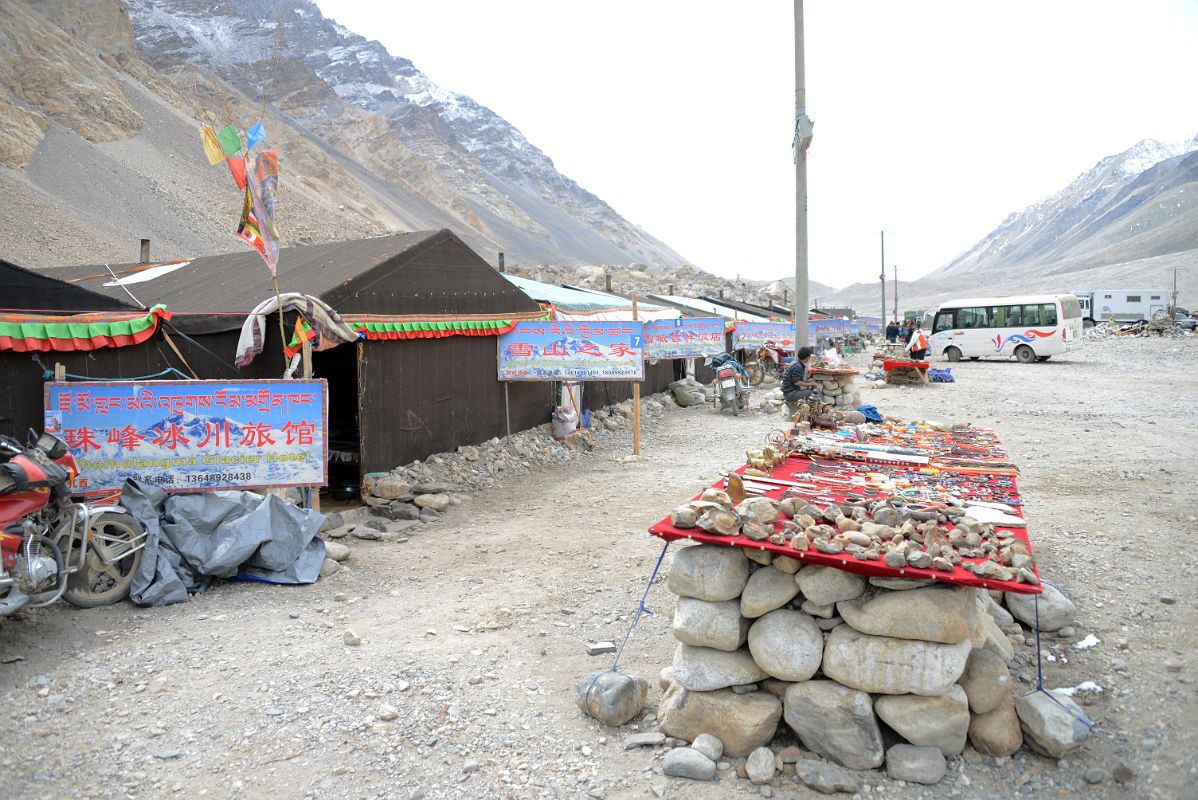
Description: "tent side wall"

(356, 337), (549, 473)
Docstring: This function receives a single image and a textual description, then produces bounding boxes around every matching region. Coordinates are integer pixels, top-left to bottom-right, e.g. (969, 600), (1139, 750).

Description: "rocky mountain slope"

(0, 0), (686, 272)
(822, 137), (1198, 314)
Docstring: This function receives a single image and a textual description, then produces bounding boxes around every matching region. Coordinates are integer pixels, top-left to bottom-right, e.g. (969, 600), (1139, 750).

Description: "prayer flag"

(217, 124), (241, 158)
(246, 120), (268, 153)
(235, 187), (271, 270)
(199, 124), (225, 165)
(225, 156), (247, 190)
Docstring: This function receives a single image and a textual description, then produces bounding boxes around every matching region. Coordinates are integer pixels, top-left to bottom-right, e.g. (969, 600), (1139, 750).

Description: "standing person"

(903, 320), (914, 345)
(908, 326), (929, 360)
(782, 346), (819, 415)
(885, 320), (899, 342)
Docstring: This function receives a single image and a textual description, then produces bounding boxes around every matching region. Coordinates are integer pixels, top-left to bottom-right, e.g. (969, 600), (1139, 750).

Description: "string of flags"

(199, 121), (281, 275)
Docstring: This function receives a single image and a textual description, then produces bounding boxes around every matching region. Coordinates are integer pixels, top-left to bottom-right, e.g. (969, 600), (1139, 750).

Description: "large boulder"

(672, 644), (767, 691)
(959, 648), (1013, 714)
(672, 598), (749, 652)
(740, 565), (801, 618)
(1004, 583), (1076, 632)
(667, 545), (750, 602)
(657, 684), (782, 758)
(746, 609), (824, 682)
(967, 694), (1023, 757)
(1014, 690), (1093, 759)
(577, 671), (648, 727)
(980, 614), (1015, 661)
(821, 626), (972, 696)
(836, 585), (977, 644)
(873, 685), (970, 756)
(796, 565), (867, 606)
(371, 476), (412, 500)
(784, 681), (884, 770)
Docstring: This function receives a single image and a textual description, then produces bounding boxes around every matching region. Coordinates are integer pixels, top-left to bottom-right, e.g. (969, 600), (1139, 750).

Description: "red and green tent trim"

(285, 309), (551, 356)
(0, 305), (171, 353)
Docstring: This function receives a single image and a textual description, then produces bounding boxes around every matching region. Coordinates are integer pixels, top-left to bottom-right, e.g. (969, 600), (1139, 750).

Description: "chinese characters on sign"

(44, 380), (328, 494)
(732, 322), (798, 352)
(497, 321), (645, 381)
(642, 317), (726, 359)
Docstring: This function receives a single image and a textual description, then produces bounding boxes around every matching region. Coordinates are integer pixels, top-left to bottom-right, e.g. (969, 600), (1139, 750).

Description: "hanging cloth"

(235, 293), (359, 369)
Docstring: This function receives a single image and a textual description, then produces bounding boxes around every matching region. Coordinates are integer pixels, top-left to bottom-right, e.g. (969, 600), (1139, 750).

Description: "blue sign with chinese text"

(732, 322), (797, 351)
(44, 380), (327, 494)
(643, 317), (725, 359)
(497, 321), (645, 381)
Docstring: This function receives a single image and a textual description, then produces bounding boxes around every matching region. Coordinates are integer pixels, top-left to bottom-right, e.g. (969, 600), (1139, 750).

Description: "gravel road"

(1, 335), (1195, 799)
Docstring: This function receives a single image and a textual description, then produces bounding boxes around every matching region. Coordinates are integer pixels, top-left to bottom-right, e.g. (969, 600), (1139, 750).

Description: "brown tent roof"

(33, 230), (540, 334)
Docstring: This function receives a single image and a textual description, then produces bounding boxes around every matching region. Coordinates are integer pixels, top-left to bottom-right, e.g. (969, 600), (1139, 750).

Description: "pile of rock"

(651, 544), (1091, 788)
(810, 369), (862, 408)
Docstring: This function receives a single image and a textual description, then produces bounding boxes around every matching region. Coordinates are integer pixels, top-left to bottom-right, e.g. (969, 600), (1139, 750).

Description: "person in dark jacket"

(782, 346), (819, 415)
(885, 321), (900, 342)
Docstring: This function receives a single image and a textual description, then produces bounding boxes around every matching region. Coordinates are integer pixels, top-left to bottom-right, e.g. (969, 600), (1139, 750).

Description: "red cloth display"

(882, 359), (929, 372)
(648, 455), (1042, 595)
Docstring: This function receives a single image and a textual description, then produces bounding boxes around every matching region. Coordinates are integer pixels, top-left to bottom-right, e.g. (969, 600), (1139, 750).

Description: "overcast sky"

(315, 0), (1197, 288)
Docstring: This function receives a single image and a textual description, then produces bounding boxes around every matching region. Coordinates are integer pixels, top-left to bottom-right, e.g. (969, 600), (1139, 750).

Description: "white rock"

(795, 565), (866, 606)
(837, 585), (978, 644)
(821, 625), (972, 696)
(784, 681), (884, 770)
(746, 609), (823, 682)
(672, 644), (768, 692)
(668, 545), (750, 602)
(672, 598), (750, 652)
(1013, 690), (1093, 759)
(746, 746), (777, 784)
(740, 566), (801, 618)
(1004, 583), (1076, 632)
(873, 685), (970, 756)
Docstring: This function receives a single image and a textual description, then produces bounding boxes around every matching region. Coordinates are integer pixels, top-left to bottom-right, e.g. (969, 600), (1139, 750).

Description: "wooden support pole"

(632, 294), (641, 457)
(301, 335), (319, 512)
(53, 362), (66, 382)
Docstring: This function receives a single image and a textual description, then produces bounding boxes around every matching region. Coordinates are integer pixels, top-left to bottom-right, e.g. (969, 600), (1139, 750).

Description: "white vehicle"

(1073, 289), (1169, 326)
(928, 294), (1083, 364)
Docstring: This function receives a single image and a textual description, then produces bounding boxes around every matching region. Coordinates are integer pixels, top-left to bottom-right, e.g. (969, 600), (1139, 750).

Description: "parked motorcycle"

(0, 431), (146, 617)
(744, 341), (793, 386)
(708, 354), (751, 416)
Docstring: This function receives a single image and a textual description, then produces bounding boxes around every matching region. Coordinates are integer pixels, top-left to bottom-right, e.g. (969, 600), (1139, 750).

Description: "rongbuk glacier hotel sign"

(44, 380), (328, 494)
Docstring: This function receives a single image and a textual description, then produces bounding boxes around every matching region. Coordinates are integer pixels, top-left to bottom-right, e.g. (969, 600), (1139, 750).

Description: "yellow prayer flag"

(199, 124), (225, 166)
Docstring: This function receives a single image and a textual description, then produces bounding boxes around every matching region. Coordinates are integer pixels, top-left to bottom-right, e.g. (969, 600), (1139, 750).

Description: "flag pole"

(271, 273), (288, 365)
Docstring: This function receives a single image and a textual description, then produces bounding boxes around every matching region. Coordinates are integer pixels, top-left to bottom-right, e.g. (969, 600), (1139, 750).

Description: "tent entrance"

(312, 346), (361, 501)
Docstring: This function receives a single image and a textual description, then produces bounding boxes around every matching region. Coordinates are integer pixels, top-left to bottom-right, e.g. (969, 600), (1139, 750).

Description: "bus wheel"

(944, 346), (962, 362)
(1015, 345), (1036, 364)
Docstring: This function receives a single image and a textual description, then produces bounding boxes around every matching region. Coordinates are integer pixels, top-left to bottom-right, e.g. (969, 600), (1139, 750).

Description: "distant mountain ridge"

(930, 134), (1198, 279)
(0, 0), (688, 271)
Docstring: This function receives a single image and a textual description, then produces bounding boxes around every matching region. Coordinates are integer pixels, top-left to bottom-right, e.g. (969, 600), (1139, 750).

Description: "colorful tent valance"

(0, 305), (171, 353)
(286, 309), (550, 353)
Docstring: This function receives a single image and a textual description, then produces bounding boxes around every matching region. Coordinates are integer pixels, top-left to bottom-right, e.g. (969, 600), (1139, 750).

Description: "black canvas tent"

(0, 230), (551, 478)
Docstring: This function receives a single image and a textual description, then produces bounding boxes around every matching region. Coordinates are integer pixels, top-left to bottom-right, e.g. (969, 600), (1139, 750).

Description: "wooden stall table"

(882, 359), (930, 386)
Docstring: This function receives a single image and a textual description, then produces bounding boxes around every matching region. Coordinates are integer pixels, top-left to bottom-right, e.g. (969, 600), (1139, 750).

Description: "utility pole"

(1172, 268), (1179, 313)
(880, 231), (886, 323)
(892, 265), (899, 320)
(793, 0), (813, 349)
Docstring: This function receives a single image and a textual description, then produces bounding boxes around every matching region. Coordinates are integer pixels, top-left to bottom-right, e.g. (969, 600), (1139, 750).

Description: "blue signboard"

(497, 320), (645, 381)
(643, 317), (726, 359)
(732, 322), (797, 351)
(44, 380), (328, 494)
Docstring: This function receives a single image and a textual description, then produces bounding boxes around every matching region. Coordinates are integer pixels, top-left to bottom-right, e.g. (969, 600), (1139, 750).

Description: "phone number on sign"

(182, 471), (254, 485)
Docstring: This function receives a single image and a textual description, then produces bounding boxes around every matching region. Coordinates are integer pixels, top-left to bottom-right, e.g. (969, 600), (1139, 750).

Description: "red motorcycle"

(0, 431), (146, 617)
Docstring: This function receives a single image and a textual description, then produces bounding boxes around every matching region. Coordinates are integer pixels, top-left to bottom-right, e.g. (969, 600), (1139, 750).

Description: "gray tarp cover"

(122, 480), (327, 607)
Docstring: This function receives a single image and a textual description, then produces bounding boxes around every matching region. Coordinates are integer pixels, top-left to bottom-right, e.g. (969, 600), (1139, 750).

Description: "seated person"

(782, 346), (819, 414)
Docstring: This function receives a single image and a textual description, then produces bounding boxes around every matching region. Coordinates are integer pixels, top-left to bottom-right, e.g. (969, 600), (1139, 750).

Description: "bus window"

(1023, 304), (1041, 326)
(959, 307), (988, 329)
(1000, 305), (1023, 327)
(933, 310), (955, 333)
(1061, 296), (1081, 319)
(1041, 303), (1058, 326)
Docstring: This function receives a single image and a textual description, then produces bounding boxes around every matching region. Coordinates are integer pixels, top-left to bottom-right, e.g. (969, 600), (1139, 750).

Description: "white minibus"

(927, 294), (1084, 363)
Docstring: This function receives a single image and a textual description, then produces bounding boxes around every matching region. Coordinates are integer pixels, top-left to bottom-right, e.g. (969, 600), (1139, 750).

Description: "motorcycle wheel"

(745, 363), (765, 386)
(64, 512), (144, 608)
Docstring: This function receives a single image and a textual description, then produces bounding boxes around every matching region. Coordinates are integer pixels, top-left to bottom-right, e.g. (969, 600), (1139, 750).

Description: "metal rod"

(880, 231), (886, 326)
(504, 382), (511, 442)
(893, 264), (899, 320)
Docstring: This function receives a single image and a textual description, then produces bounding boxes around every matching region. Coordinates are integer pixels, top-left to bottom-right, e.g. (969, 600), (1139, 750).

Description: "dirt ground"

(1, 335), (1195, 800)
